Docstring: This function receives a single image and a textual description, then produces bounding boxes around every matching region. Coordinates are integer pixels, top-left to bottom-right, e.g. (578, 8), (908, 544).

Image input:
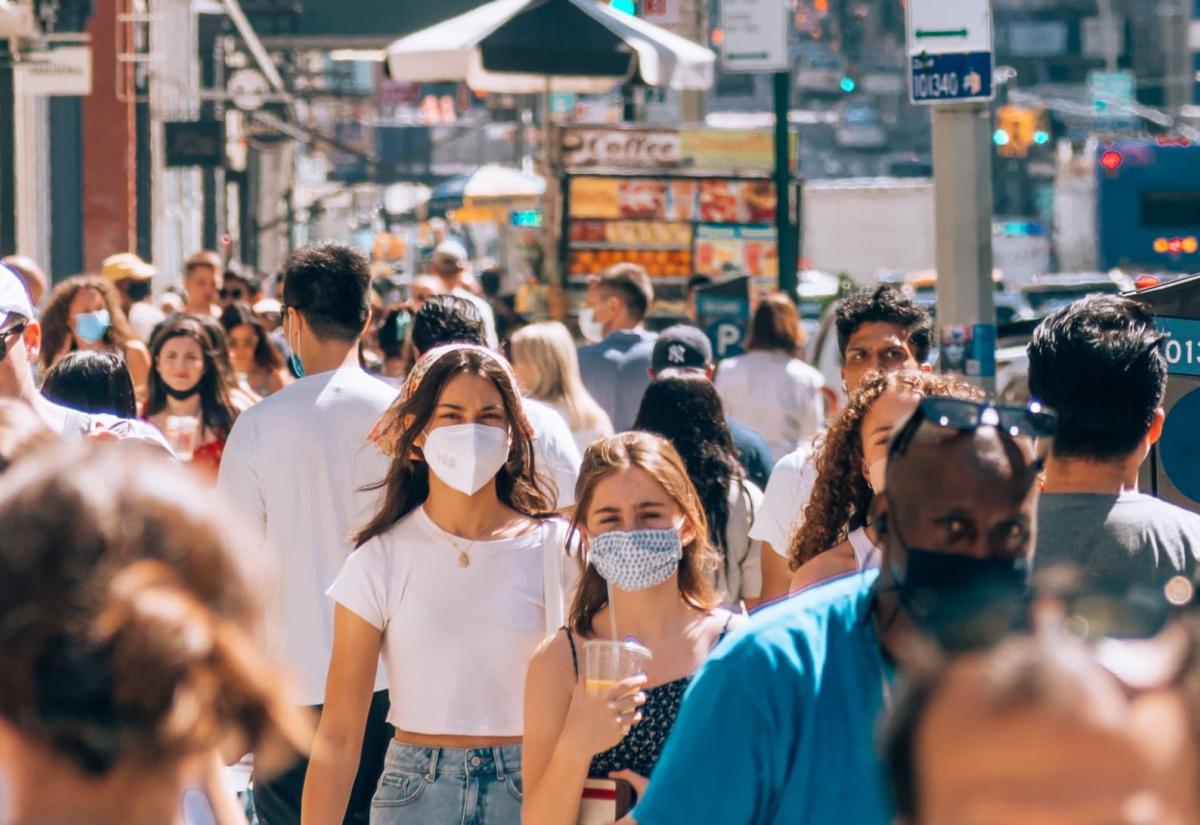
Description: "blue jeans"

(370, 742), (523, 825)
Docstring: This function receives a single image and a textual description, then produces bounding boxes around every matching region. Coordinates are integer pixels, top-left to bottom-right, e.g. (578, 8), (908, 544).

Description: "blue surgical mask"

(289, 351), (305, 379)
(74, 309), (111, 344)
(589, 528), (684, 591)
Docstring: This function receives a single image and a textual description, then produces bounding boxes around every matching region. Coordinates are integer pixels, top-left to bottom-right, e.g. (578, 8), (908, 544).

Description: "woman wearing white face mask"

(522, 431), (743, 825)
(302, 344), (574, 825)
(787, 370), (984, 593)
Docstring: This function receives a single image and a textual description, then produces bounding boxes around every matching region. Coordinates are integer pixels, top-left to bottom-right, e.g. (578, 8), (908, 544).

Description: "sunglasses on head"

(0, 323), (27, 361)
(889, 396), (1058, 463)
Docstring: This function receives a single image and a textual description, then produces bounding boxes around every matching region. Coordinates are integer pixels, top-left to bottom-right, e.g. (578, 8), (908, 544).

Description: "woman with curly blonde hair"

(787, 370), (983, 593)
(39, 275), (151, 400)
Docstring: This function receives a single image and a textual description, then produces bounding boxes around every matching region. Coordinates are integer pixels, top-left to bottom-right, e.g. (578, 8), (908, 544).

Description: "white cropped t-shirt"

(328, 507), (572, 737)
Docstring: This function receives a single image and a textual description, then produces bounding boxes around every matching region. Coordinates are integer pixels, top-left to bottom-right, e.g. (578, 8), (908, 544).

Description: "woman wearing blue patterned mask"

(523, 432), (745, 825)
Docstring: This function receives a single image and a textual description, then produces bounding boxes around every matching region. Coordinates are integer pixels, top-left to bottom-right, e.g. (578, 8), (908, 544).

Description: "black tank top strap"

(562, 626), (580, 679)
(718, 612), (734, 642)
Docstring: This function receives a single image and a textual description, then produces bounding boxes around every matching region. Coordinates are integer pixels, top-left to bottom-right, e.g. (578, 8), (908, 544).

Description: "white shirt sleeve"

(527, 403), (583, 508)
(217, 413), (266, 538)
(326, 541), (389, 631)
(748, 446), (818, 555)
(734, 481), (765, 600)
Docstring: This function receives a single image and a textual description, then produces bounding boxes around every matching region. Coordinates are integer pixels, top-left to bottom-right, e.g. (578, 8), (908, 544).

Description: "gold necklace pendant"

(458, 550), (470, 568)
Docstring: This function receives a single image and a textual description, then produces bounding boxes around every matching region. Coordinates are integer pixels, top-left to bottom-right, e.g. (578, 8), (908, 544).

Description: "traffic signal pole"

(932, 102), (996, 393)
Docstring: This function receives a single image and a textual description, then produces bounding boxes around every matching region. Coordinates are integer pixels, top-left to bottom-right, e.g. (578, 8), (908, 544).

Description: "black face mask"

(162, 382), (200, 401)
(889, 547), (1031, 652)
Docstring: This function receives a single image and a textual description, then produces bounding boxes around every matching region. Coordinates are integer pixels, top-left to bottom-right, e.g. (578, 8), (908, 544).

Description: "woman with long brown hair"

(39, 275), (152, 400)
(0, 442), (309, 825)
(302, 344), (574, 825)
(714, 292), (825, 463)
(522, 431), (743, 825)
(788, 370), (984, 592)
(144, 315), (246, 477)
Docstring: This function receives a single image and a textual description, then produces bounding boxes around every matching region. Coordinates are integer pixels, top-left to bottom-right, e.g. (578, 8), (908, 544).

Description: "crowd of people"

(0, 241), (1198, 825)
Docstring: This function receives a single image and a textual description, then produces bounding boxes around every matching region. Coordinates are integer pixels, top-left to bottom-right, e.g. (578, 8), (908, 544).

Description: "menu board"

(698, 180), (776, 224)
(570, 177), (774, 224)
(694, 225), (779, 279)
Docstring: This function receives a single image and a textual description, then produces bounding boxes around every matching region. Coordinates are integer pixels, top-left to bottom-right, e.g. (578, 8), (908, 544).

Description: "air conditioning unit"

(0, 0), (37, 39)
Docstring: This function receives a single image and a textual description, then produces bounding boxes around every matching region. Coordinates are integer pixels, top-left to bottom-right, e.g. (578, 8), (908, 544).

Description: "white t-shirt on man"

(522, 396), (583, 508)
(217, 365), (397, 705)
(749, 442), (818, 557)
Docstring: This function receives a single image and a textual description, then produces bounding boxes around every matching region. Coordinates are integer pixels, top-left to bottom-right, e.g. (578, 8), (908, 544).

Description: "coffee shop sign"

(562, 129), (683, 169)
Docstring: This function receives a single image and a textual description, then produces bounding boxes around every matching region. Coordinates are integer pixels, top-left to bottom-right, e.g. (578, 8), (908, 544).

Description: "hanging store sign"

(164, 120), (225, 168)
(562, 127), (791, 172)
(16, 44), (91, 96)
(720, 0), (788, 73)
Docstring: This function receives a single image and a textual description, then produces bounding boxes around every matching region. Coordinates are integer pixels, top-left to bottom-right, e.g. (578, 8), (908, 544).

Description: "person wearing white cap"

(0, 263), (171, 452)
(101, 252), (165, 343)
(430, 240), (499, 349)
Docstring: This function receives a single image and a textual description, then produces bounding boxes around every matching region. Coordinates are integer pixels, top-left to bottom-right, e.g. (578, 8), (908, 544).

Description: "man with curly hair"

(753, 284), (934, 602)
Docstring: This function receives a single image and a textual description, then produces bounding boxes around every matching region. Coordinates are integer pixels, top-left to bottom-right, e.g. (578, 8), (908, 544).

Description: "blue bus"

(1097, 138), (1200, 272)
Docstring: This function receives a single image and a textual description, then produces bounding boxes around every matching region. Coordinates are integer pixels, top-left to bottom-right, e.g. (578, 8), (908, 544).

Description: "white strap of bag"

(542, 518), (567, 634)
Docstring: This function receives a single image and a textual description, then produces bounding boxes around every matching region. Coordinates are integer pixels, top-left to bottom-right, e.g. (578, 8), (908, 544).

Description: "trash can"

(1131, 273), (1200, 513)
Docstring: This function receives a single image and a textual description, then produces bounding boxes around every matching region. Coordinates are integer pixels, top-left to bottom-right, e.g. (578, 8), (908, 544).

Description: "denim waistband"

(383, 741), (522, 780)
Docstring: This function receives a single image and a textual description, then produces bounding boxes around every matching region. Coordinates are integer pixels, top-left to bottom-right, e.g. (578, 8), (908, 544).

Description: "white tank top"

(847, 527), (880, 571)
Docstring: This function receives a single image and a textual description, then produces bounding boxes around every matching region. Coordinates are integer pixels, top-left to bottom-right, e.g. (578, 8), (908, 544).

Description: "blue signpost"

(909, 51), (993, 104)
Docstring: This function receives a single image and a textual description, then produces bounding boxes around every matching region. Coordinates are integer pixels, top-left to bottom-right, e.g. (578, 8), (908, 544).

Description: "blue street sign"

(909, 51), (994, 105)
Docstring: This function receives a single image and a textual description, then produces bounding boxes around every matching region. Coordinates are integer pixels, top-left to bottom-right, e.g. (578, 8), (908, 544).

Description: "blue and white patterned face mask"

(589, 528), (684, 592)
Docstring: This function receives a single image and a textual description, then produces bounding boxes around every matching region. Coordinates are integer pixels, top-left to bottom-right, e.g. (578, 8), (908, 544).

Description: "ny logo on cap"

(668, 344), (687, 364)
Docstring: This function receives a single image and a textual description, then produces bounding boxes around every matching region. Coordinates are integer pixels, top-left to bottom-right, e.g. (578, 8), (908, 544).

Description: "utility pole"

(932, 103), (996, 392)
(0, 38), (14, 257)
(774, 70), (796, 299)
(909, 0), (996, 391)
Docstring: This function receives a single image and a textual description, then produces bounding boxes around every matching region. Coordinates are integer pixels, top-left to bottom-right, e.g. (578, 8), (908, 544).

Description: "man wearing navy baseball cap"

(649, 325), (773, 488)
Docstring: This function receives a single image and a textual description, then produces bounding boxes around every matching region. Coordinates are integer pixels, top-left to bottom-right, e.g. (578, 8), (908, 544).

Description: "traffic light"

(994, 105), (1046, 159)
(839, 76), (856, 93)
(611, 0), (635, 12)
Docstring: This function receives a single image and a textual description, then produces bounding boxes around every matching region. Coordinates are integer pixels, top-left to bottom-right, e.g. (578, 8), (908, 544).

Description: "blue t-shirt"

(633, 569), (893, 825)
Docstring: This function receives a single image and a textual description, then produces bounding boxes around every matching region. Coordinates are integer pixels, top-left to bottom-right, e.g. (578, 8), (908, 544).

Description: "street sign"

(164, 120), (225, 168)
(906, 0), (993, 57)
(720, 0), (788, 74)
(695, 276), (752, 360)
(910, 51), (994, 105)
(15, 45), (91, 96)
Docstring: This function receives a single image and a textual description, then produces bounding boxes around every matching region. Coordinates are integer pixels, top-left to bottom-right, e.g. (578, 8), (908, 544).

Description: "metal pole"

(932, 103), (995, 392)
(774, 70), (796, 299)
(0, 39), (15, 257)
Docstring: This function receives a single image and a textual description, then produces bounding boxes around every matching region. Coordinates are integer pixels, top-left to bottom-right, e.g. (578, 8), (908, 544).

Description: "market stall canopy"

(429, 164), (547, 216)
(384, 0), (715, 94)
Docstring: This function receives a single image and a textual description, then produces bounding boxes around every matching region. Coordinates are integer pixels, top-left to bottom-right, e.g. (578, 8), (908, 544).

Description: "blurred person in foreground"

(218, 243), (398, 825)
(0, 443), (311, 825)
(40, 274), (152, 399)
(1029, 294), (1200, 587)
(511, 320), (614, 454)
(647, 324), (773, 490)
(624, 394), (1051, 825)
(635, 373), (765, 609)
(714, 293), (825, 464)
(2, 253), (46, 306)
(101, 251), (164, 342)
(577, 263), (658, 432)
(0, 264), (168, 449)
(885, 626), (1200, 825)
(429, 240), (498, 348)
(42, 350), (138, 419)
(410, 295), (583, 508)
(752, 284), (933, 603)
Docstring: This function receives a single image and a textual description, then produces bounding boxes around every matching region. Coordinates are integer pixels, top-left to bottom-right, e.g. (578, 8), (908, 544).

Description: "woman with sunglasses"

(302, 344), (573, 825)
(522, 431), (741, 825)
(39, 275), (152, 402)
(788, 371), (983, 593)
(221, 302), (291, 397)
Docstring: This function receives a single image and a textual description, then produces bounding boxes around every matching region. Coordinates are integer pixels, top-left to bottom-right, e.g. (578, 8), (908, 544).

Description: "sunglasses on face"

(219, 288), (247, 300)
(889, 396), (1058, 464)
(0, 324), (27, 361)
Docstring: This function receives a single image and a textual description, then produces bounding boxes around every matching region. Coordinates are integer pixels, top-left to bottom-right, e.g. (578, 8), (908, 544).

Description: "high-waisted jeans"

(370, 741), (523, 825)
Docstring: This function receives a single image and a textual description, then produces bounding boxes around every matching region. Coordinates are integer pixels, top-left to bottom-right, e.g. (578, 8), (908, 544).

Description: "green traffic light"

(839, 76), (856, 93)
(1033, 130), (1050, 145)
(993, 129), (1010, 146)
(611, 0), (635, 12)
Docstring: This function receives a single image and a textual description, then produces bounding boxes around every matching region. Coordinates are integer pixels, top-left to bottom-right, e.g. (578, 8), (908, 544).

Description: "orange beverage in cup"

(583, 640), (652, 697)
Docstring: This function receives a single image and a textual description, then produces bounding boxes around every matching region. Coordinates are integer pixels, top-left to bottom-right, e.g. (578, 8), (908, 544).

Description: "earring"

(841, 380), (849, 393)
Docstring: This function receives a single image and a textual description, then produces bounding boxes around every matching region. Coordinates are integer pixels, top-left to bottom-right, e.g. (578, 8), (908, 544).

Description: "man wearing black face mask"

(625, 398), (1046, 825)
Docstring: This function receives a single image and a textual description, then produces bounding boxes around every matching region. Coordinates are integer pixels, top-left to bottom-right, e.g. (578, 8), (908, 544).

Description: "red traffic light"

(1100, 150), (1123, 171)
(1135, 275), (1161, 290)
